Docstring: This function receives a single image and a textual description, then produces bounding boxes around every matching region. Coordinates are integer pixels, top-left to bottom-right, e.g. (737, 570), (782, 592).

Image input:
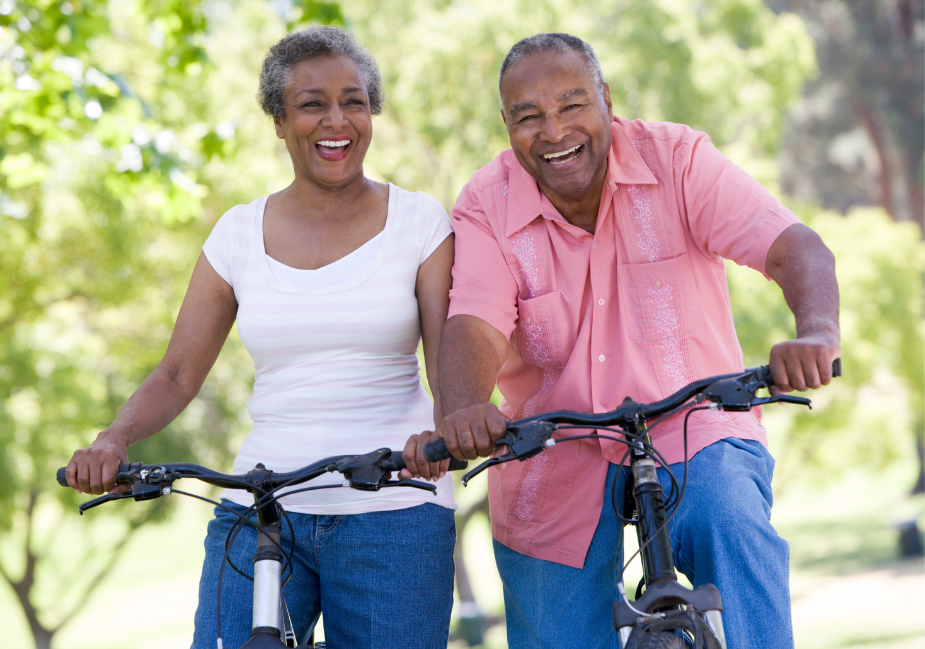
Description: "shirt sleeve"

(675, 130), (800, 275)
(416, 192), (454, 265)
(202, 207), (237, 287)
(446, 184), (520, 340)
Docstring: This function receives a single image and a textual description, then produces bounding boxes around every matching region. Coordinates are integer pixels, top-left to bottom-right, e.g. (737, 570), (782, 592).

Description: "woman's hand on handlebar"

(65, 430), (130, 495)
(437, 403), (506, 461)
(769, 332), (841, 394)
(400, 430), (451, 481)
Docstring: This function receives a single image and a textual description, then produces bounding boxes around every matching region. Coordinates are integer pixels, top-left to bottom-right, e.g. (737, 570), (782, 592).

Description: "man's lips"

(315, 138), (352, 161)
(541, 144), (583, 166)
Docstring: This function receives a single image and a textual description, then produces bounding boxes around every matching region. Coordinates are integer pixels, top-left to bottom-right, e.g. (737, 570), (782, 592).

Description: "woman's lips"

(315, 139), (352, 161)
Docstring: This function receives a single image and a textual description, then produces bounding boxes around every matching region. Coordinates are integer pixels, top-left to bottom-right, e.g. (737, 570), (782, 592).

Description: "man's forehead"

(501, 50), (596, 105)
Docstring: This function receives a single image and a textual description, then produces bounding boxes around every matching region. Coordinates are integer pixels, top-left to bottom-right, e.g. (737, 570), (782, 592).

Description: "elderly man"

(404, 33), (839, 649)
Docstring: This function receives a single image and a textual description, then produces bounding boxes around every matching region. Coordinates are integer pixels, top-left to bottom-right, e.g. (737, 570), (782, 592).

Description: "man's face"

(500, 50), (613, 206)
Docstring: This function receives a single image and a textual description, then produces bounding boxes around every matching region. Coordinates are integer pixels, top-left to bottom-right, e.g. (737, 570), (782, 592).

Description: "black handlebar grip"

(57, 462), (135, 487)
(421, 440), (469, 471)
(832, 358), (842, 378)
(423, 439), (452, 463)
(760, 358), (842, 387)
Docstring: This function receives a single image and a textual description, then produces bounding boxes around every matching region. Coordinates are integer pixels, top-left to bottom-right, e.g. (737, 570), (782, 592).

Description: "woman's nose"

(323, 104), (349, 129)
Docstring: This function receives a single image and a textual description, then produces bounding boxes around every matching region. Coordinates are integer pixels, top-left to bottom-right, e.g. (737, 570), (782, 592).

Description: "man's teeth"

(318, 140), (350, 148)
(543, 145), (581, 160)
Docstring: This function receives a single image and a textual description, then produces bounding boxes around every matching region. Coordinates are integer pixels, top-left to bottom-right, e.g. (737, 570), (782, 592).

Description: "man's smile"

(542, 144), (583, 165)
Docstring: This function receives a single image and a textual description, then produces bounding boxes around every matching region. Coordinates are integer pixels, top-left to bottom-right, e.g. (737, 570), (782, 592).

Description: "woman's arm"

(415, 234), (454, 423)
(402, 234), (453, 480)
(66, 252), (238, 494)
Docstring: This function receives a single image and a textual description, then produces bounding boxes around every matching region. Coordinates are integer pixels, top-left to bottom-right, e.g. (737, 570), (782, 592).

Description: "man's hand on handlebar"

(65, 430), (130, 495)
(769, 332), (841, 394)
(400, 430), (451, 481)
(438, 402), (507, 460)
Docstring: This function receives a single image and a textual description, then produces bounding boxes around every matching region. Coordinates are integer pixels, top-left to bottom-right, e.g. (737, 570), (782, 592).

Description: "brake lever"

(461, 451), (518, 487)
(749, 394), (812, 409)
(77, 491), (135, 515)
(379, 479), (437, 494)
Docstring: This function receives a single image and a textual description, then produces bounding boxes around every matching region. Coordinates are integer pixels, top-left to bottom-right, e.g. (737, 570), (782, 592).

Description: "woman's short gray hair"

(498, 33), (604, 110)
(258, 26), (384, 119)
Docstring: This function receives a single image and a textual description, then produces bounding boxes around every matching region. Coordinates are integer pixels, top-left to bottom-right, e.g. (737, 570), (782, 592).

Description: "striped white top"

(203, 184), (455, 514)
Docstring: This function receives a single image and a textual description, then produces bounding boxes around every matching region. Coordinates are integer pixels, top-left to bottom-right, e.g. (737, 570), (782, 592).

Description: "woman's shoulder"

(212, 195), (265, 232)
(388, 184), (450, 227)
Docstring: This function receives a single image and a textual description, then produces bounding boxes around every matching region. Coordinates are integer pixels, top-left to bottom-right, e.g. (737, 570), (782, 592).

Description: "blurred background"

(0, 0), (923, 647)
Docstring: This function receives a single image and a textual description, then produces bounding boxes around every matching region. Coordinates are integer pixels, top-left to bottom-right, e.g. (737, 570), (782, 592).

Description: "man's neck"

(538, 163), (608, 235)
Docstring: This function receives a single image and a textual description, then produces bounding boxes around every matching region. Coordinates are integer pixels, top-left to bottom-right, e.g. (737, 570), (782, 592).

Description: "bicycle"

(57, 448), (467, 648)
(423, 359), (841, 649)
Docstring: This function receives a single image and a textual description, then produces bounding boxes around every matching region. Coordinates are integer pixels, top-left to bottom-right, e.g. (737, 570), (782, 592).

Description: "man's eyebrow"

(510, 101), (538, 115)
(558, 88), (589, 102)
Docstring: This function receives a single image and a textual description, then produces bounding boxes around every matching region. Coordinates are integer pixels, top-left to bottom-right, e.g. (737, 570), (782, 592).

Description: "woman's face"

(275, 55), (373, 191)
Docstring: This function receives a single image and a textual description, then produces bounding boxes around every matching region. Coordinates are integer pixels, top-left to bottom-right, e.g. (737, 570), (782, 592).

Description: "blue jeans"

(494, 438), (792, 649)
(191, 501), (456, 649)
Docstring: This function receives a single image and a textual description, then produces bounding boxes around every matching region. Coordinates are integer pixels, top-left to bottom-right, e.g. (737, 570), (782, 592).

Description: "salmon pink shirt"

(448, 117), (800, 568)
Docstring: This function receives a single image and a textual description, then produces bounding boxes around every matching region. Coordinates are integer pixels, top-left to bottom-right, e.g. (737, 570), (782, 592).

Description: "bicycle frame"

(427, 360), (840, 649)
(58, 448), (462, 649)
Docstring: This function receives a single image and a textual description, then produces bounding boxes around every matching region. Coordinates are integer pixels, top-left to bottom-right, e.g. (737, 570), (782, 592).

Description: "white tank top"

(202, 184), (455, 514)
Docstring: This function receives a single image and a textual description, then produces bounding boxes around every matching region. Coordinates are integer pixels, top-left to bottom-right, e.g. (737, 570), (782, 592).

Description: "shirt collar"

(505, 119), (658, 237)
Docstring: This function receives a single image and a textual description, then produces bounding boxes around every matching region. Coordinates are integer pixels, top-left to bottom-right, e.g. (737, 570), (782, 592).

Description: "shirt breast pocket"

(617, 253), (704, 342)
(514, 290), (571, 370)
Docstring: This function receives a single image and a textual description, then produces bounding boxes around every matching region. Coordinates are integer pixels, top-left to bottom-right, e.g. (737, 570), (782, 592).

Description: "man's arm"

(402, 314), (509, 473)
(437, 315), (509, 458)
(764, 223), (841, 392)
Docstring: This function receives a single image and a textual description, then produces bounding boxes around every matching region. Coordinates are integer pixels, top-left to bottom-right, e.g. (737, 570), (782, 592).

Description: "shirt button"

(525, 317), (532, 324)
(599, 354), (606, 362)
(654, 280), (662, 287)
(598, 298), (605, 306)
(609, 446), (615, 455)
(592, 241), (598, 248)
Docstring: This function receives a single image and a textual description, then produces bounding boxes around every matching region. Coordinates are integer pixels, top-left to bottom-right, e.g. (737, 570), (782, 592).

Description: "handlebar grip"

(423, 439), (451, 463)
(422, 440), (469, 471)
(57, 462), (135, 487)
(759, 358), (842, 387)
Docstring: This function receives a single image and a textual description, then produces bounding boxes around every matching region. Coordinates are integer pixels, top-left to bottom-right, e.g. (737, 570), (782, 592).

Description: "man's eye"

(519, 114), (539, 123)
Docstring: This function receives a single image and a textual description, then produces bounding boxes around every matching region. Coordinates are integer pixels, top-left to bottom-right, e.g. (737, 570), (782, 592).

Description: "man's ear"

(274, 118), (285, 139)
(500, 108), (507, 127)
(602, 82), (613, 119)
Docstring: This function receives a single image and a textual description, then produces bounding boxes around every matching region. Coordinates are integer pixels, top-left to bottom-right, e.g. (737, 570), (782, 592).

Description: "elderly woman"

(64, 27), (455, 648)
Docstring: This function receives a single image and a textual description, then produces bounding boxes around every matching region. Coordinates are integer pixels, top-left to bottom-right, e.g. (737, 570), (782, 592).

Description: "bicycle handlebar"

(57, 449), (468, 514)
(423, 360), (842, 465)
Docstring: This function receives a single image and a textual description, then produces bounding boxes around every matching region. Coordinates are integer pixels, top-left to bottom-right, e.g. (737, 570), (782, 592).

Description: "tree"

(0, 1), (322, 646)
(771, 0), (925, 232)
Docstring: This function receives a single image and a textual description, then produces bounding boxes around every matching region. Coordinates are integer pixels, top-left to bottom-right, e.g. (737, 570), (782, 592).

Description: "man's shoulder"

(459, 149), (516, 199)
(613, 116), (701, 146)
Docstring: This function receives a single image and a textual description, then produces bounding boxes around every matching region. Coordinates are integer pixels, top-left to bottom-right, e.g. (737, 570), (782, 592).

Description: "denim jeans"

(191, 501), (456, 649)
(494, 438), (792, 649)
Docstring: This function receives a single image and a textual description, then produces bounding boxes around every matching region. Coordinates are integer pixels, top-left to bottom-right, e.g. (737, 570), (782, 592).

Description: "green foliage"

(343, 0), (815, 207)
(728, 206), (925, 483)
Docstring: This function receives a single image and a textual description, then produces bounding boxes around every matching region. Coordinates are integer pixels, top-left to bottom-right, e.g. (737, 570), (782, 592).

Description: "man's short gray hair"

(498, 33), (604, 110)
(258, 26), (384, 119)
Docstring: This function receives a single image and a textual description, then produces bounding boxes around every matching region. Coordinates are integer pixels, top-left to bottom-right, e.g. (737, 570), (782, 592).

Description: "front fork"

(614, 427), (726, 649)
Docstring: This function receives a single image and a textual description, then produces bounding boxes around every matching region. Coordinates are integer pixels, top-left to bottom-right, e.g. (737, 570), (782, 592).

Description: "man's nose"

(541, 114), (570, 144)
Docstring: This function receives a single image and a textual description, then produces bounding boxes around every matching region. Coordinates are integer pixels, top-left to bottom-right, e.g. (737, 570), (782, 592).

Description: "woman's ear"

(274, 117), (285, 140)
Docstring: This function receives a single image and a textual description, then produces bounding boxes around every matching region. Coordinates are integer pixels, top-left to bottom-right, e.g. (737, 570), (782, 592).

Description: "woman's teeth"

(543, 145), (582, 164)
(317, 140), (351, 149)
